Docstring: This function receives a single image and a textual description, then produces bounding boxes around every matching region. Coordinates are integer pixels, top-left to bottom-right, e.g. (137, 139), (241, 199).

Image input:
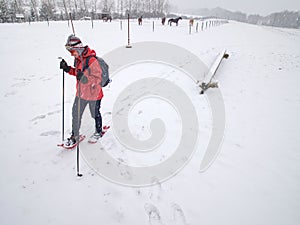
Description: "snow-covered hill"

(0, 19), (299, 225)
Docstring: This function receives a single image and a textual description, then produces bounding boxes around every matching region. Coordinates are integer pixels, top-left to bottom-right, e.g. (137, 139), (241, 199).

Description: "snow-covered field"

(0, 19), (300, 225)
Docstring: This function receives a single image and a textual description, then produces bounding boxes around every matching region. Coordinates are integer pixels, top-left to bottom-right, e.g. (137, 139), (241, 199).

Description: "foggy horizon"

(171, 0), (300, 16)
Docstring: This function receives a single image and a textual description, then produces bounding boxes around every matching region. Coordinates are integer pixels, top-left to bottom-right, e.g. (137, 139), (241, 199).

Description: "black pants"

(72, 97), (102, 137)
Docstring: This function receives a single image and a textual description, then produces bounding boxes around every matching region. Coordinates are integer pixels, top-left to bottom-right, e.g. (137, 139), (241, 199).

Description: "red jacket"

(68, 47), (103, 101)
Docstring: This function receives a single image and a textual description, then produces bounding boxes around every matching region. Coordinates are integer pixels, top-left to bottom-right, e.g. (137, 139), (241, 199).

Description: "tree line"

(248, 11), (300, 29)
(0, 0), (171, 22)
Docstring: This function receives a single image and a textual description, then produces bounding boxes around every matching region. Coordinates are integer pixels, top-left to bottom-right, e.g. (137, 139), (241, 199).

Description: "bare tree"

(73, 0), (78, 14)
(157, 0), (164, 14)
(102, 0), (107, 11)
(107, 0), (114, 12)
(91, 0), (98, 13)
(0, 0), (9, 22)
(163, 0), (169, 14)
(62, 0), (69, 20)
(30, 0), (39, 20)
(120, 0), (124, 15)
(83, 0), (87, 12)
(126, 0), (132, 13)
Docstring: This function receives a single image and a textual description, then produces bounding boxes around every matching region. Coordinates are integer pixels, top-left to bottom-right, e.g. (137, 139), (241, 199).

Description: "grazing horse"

(162, 17), (166, 25)
(138, 16), (143, 25)
(168, 17), (182, 26)
(103, 15), (112, 22)
(189, 18), (194, 26)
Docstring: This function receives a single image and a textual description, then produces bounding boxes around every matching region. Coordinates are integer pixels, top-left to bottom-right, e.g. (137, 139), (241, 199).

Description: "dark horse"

(138, 16), (143, 25)
(168, 17), (182, 26)
(162, 17), (166, 25)
(103, 15), (112, 22)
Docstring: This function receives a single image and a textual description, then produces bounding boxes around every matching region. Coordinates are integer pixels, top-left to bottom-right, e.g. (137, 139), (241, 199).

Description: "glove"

(60, 59), (71, 72)
(76, 71), (88, 84)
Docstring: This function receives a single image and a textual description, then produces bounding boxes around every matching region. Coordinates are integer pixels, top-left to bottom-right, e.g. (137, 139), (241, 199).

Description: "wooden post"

(126, 14), (132, 48)
(120, 20), (122, 30)
(91, 12), (94, 29)
(153, 21), (155, 32)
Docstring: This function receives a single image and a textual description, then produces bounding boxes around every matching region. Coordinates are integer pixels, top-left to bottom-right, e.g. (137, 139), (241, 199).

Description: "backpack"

(83, 56), (111, 87)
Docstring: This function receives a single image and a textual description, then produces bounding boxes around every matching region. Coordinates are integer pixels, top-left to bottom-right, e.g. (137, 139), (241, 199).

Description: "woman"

(60, 34), (103, 146)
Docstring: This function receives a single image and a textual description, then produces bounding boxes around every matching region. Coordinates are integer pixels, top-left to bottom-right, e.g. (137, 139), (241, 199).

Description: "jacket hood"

(82, 47), (96, 58)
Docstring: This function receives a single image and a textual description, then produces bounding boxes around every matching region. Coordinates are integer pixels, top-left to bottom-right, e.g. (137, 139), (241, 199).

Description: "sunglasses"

(65, 46), (76, 55)
(65, 45), (73, 51)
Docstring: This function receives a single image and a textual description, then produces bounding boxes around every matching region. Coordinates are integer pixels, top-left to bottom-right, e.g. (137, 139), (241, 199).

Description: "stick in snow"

(199, 50), (229, 94)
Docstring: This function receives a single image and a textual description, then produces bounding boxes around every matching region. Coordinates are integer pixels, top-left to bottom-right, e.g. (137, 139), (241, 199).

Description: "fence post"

(91, 12), (94, 29)
(126, 14), (132, 48)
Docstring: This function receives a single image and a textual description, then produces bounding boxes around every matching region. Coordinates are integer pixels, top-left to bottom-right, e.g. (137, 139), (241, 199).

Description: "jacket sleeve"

(68, 58), (81, 77)
(68, 58), (79, 76)
(68, 67), (77, 76)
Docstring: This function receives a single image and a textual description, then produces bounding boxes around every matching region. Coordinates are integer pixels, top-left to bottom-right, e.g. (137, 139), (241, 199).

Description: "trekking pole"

(76, 79), (82, 177)
(58, 57), (65, 142)
(76, 58), (84, 177)
(62, 69), (65, 141)
(69, 12), (76, 35)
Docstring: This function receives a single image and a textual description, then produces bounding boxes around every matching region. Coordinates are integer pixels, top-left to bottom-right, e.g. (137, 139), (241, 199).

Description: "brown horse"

(103, 15), (112, 22)
(189, 19), (194, 26)
(162, 17), (166, 25)
(138, 16), (143, 25)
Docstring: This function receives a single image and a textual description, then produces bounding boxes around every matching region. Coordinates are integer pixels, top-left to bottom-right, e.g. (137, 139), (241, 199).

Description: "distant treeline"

(184, 7), (300, 29)
(0, 0), (171, 23)
(1, 0), (299, 29)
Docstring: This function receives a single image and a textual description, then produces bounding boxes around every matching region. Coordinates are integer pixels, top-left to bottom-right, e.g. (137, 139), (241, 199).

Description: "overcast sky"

(171, 0), (300, 16)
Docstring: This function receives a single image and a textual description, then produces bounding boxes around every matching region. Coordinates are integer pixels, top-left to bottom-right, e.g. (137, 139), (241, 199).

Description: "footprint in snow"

(31, 114), (46, 122)
(47, 110), (61, 116)
(11, 82), (28, 88)
(39, 76), (53, 81)
(144, 203), (163, 225)
(117, 159), (132, 180)
(31, 110), (61, 124)
(149, 177), (162, 201)
(171, 203), (189, 225)
(4, 91), (17, 97)
(40, 131), (60, 136)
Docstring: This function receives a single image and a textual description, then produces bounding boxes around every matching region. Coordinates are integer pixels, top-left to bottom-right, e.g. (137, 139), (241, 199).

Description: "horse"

(138, 16), (143, 25)
(168, 17), (182, 26)
(103, 15), (112, 22)
(189, 18), (194, 26)
(162, 17), (166, 25)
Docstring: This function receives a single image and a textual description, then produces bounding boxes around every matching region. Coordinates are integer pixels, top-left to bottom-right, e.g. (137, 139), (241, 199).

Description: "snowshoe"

(88, 125), (110, 144)
(57, 135), (85, 149)
(88, 132), (103, 144)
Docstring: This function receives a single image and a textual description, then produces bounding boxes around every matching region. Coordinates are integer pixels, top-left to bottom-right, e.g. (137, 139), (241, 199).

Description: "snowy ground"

(0, 19), (300, 225)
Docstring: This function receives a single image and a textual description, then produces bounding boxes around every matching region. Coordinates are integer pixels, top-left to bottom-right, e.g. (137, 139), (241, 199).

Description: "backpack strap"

(84, 55), (100, 72)
(82, 56), (93, 74)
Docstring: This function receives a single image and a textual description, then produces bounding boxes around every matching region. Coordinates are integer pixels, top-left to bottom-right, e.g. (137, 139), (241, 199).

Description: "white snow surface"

(0, 19), (300, 225)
